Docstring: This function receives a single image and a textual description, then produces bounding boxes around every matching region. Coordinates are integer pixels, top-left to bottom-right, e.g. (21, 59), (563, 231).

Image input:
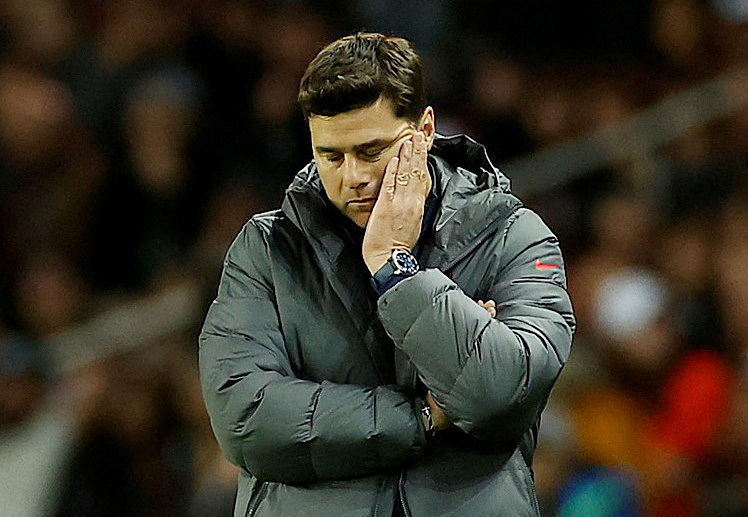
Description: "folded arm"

(378, 208), (575, 443)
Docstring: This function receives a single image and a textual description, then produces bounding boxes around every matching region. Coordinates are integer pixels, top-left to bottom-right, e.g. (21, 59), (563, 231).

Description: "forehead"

(308, 97), (411, 150)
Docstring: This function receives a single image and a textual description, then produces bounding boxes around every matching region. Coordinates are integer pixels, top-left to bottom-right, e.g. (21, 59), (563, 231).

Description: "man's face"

(309, 97), (419, 228)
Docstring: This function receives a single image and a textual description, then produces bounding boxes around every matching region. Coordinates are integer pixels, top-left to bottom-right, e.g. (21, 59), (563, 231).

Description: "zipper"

(438, 217), (503, 271)
(436, 200), (522, 272)
(398, 471), (411, 517)
(409, 365), (419, 390)
(521, 463), (541, 516)
(246, 481), (269, 517)
(529, 475), (541, 516)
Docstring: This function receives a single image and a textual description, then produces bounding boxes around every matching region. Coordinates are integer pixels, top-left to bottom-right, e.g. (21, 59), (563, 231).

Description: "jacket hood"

(281, 133), (522, 269)
(425, 134), (521, 268)
(430, 133), (512, 193)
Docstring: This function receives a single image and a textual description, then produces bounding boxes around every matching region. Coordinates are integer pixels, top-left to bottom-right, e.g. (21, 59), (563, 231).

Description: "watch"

(389, 249), (419, 276)
(371, 249), (419, 294)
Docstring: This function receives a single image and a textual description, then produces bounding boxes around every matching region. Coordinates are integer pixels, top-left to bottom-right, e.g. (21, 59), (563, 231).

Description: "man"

(199, 32), (575, 516)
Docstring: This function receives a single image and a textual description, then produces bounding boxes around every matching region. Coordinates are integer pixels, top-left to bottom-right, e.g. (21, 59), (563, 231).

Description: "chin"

(349, 212), (370, 228)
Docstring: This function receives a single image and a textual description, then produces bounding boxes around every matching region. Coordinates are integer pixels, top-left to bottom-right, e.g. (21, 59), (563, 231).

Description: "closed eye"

(322, 152), (343, 164)
(359, 148), (385, 161)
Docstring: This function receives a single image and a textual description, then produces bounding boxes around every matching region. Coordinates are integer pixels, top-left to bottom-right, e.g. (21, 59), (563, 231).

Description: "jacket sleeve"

(199, 221), (427, 485)
(377, 208), (575, 442)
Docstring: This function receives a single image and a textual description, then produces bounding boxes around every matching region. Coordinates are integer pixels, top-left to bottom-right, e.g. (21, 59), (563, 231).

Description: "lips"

(347, 197), (376, 210)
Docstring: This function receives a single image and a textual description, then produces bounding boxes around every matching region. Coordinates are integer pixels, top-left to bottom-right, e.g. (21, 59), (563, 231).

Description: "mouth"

(347, 197), (377, 210)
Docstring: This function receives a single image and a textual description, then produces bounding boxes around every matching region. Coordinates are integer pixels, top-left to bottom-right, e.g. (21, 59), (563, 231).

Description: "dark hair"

(298, 32), (425, 122)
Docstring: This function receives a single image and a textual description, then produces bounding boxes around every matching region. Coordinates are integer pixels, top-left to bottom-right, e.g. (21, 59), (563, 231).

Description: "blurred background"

(0, 1), (745, 516)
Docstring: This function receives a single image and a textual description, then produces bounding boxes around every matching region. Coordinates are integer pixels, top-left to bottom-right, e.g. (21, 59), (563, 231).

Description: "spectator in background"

(0, 335), (77, 517)
(569, 257), (736, 516)
(467, 55), (534, 162)
(53, 343), (220, 517)
(569, 190), (656, 331)
(244, 5), (328, 201)
(14, 249), (89, 340)
(85, 64), (204, 292)
(704, 183), (748, 514)
(0, 64), (104, 326)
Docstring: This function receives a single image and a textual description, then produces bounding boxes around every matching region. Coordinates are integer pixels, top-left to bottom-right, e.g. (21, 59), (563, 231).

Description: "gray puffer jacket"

(199, 134), (575, 516)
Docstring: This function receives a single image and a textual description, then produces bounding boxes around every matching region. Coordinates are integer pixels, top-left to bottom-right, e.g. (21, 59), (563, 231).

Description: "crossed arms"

(198, 205), (575, 484)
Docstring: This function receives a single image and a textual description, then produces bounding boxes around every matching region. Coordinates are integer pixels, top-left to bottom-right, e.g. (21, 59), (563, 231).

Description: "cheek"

(316, 164), (337, 188)
(370, 164), (387, 184)
(316, 165), (343, 202)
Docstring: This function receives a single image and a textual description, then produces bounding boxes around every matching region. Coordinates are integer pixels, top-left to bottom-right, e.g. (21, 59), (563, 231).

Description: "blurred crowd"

(0, 1), (745, 516)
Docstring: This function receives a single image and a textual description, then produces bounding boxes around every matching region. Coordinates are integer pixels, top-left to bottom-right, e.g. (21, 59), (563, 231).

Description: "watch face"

(391, 249), (419, 276)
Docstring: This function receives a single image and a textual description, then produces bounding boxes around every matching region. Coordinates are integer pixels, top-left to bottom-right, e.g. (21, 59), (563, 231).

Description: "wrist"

(368, 249), (420, 295)
(364, 247), (414, 275)
(364, 253), (389, 275)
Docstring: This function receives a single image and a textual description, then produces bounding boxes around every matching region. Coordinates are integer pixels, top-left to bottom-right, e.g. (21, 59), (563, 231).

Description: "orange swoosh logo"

(534, 259), (559, 271)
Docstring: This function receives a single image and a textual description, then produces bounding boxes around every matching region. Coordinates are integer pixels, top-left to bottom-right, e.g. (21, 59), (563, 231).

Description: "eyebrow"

(315, 127), (412, 155)
(315, 138), (392, 155)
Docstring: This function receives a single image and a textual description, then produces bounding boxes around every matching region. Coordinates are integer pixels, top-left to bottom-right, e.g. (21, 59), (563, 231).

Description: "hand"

(362, 132), (432, 274)
(477, 299), (497, 318)
(426, 391), (452, 431)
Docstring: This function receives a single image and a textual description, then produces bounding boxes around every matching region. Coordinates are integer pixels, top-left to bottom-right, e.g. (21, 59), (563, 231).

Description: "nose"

(341, 156), (371, 189)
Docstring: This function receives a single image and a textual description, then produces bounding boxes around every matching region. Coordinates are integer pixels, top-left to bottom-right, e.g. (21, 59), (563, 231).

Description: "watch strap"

(370, 260), (406, 295)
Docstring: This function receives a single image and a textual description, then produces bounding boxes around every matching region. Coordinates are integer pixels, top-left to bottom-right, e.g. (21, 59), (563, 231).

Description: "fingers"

(426, 390), (452, 430)
(396, 139), (412, 186)
(393, 132), (430, 194)
(381, 131), (430, 203)
(381, 156), (399, 201)
(411, 132), (428, 182)
(477, 299), (497, 318)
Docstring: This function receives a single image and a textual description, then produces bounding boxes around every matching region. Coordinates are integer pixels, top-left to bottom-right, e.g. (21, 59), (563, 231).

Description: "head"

(298, 32), (435, 227)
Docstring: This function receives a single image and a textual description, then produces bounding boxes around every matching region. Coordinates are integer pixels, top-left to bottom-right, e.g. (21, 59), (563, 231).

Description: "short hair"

(298, 32), (425, 122)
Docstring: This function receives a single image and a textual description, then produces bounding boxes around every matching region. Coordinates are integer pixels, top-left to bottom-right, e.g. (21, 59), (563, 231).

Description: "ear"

(417, 106), (436, 150)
